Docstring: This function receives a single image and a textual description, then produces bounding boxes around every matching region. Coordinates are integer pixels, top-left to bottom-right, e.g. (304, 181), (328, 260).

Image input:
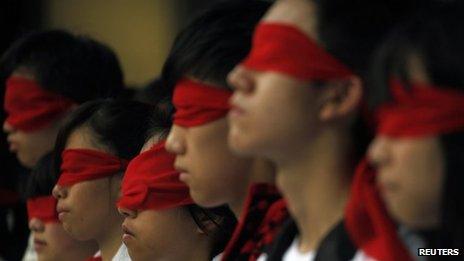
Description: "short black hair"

(53, 99), (158, 179)
(0, 30), (124, 103)
(161, 0), (271, 93)
(24, 153), (54, 199)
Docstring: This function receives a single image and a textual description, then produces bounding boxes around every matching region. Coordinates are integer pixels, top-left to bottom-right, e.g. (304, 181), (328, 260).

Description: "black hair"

(367, 1), (464, 253)
(52, 99), (156, 179)
(161, 0), (271, 93)
(24, 153), (55, 199)
(313, 0), (430, 78)
(186, 204), (237, 259)
(0, 30), (124, 102)
(369, 1), (464, 108)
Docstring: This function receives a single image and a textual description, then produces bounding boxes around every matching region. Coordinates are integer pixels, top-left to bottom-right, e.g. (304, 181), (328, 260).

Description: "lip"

(122, 223), (135, 245)
(229, 104), (246, 119)
(6, 138), (18, 152)
(33, 238), (47, 252)
(179, 172), (190, 183)
(56, 205), (70, 221)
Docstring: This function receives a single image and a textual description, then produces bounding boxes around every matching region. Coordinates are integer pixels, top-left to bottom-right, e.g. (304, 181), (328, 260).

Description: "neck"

(276, 128), (353, 252)
(166, 232), (212, 261)
(65, 240), (99, 261)
(96, 214), (124, 261)
(230, 159), (276, 218)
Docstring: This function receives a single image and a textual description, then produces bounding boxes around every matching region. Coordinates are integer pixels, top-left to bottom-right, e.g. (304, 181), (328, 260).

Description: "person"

(1, 29), (124, 261)
(117, 112), (236, 260)
(52, 100), (154, 261)
(1, 29), (124, 169)
(163, 1), (288, 259)
(24, 153), (97, 261)
(345, 3), (464, 260)
(227, 0), (416, 259)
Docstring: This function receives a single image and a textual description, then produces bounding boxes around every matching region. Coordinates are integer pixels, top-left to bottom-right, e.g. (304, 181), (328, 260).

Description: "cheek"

(384, 139), (444, 228)
(133, 210), (187, 258)
(66, 182), (110, 233)
(45, 223), (77, 252)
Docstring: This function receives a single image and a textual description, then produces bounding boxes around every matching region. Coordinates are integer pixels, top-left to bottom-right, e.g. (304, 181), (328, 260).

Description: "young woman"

(52, 100), (154, 261)
(2, 29), (123, 169)
(345, 3), (464, 260)
(117, 114), (236, 260)
(25, 153), (97, 261)
(162, 1), (289, 259)
(227, 0), (415, 259)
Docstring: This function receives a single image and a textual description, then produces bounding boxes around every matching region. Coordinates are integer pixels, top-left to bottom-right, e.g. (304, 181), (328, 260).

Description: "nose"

(118, 207), (137, 219)
(165, 125), (187, 155)
(3, 121), (14, 134)
(52, 184), (68, 199)
(227, 65), (255, 94)
(367, 135), (391, 168)
(29, 218), (45, 232)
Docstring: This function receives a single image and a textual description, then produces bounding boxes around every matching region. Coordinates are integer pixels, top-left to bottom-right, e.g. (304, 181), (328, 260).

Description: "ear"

(318, 76), (363, 122)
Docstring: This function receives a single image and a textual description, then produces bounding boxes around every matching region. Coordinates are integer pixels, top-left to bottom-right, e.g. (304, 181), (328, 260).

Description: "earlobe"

(318, 76), (363, 121)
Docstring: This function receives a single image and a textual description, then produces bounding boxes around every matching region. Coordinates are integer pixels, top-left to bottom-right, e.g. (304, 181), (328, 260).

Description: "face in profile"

(3, 70), (62, 168)
(29, 217), (96, 261)
(52, 127), (122, 241)
(227, 0), (360, 160)
(165, 79), (253, 209)
(368, 133), (445, 230)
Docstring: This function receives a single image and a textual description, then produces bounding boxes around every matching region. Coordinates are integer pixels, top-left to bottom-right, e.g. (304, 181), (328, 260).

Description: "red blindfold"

(172, 78), (231, 127)
(117, 141), (193, 211)
(4, 77), (75, 132)
(57, 149), (128, 187)
(27, 196), (59, 223)
(241, 23), (354, 82)
(376, 79), (464, 137)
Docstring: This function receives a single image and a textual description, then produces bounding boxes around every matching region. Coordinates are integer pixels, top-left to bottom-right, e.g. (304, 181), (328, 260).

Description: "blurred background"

(0, 1), (221, 260)
(1, 0), (218, 87)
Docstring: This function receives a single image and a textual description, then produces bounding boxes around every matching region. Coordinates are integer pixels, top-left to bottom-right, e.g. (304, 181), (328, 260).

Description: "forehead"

(263, 0), (318, 40)
(11, 67), (36, 81)
(65, 127), (101, 151)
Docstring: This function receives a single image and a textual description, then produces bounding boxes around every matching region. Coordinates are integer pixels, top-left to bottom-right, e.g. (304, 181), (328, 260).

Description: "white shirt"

(283, 237), (315, 261)
(22, 235), (37, 261)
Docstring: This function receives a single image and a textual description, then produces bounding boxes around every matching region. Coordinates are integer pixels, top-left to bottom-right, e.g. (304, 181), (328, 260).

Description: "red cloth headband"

(4, 77), (75, 132)
(57, 149), (128, 187)
(27, 196), (59, 223)
(172, 78), (231, 127)
(241, 23), (354, 82)
(376, 79), (464, 137)
(345, 159), (412, 261)
(118, 141), (193, 211)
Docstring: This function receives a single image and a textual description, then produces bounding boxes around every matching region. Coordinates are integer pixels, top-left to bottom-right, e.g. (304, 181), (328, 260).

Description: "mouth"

(229, 103), (246, 119)
(33, 238), (47, 252)
(56, 206), (70, 221)
(122, 223), (136, 244)
(7, 139), (18, 152)
(174, 165), (190, 182)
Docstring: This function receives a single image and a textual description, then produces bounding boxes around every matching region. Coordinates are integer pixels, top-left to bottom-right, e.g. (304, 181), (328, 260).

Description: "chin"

(228, 134), (257, 157)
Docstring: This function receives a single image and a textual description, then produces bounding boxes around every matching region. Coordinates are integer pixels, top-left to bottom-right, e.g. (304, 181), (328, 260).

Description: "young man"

(163, 1), (290, 259)
(227, 0), (418, 259)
